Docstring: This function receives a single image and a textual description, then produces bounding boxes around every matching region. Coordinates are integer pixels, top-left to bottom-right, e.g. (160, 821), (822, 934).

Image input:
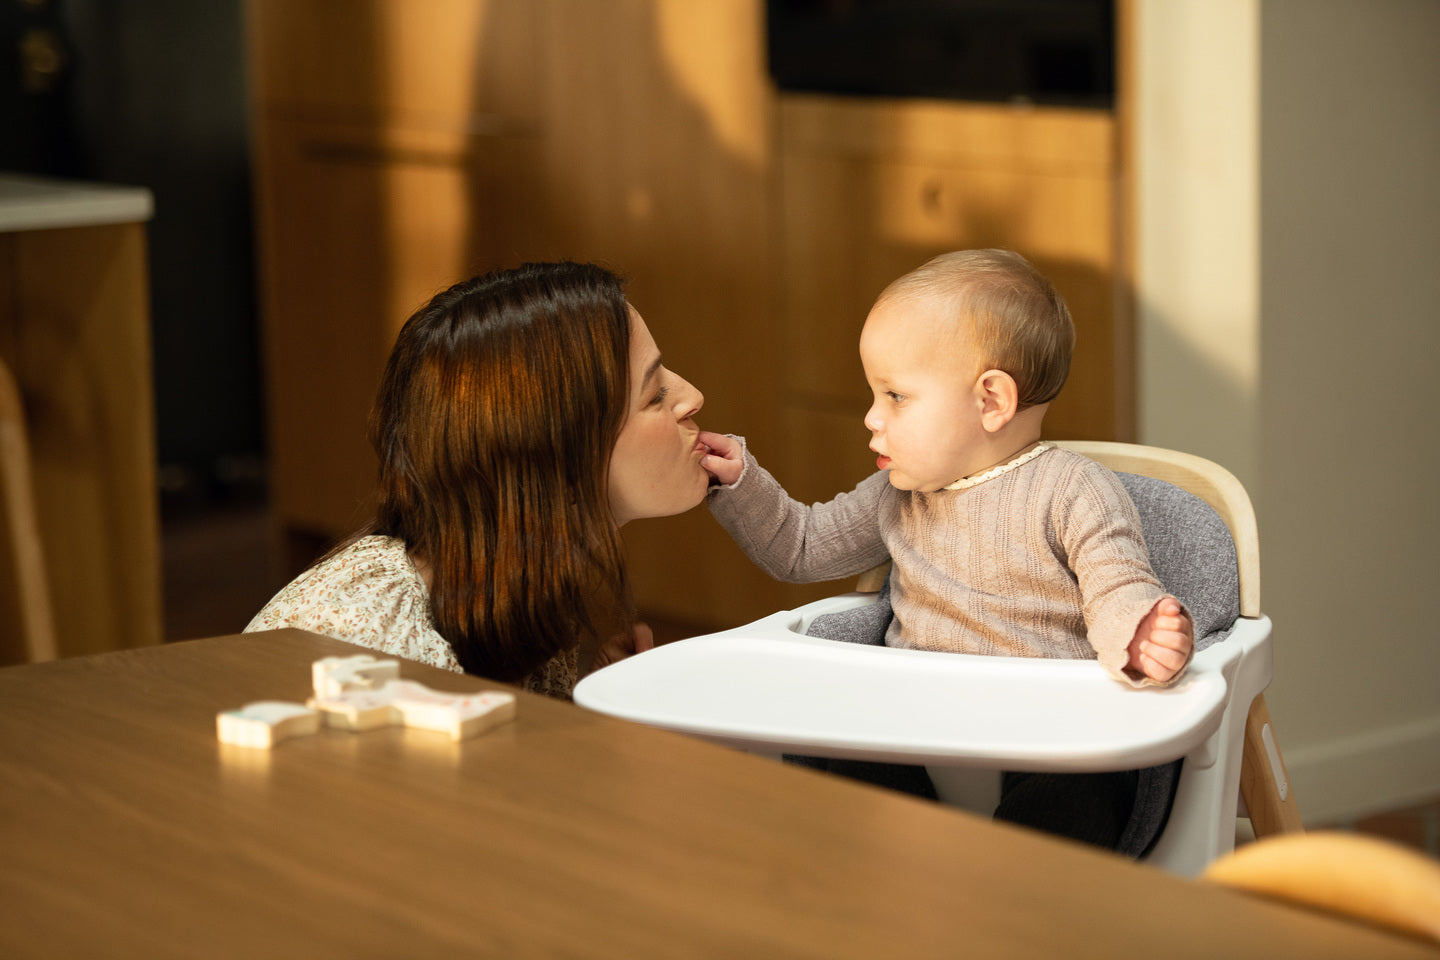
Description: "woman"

(247, 262), (719, 699)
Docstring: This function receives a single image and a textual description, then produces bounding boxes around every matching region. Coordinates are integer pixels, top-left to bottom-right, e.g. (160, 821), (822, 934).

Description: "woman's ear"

(975, 369), (1019, 433)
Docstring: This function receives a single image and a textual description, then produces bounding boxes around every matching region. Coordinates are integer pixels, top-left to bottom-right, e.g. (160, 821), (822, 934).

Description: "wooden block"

(386, 680), (517, 741)
(311, 654), (401, 699)
(217, 701), (320, 749)
(307, 689), (399, 731)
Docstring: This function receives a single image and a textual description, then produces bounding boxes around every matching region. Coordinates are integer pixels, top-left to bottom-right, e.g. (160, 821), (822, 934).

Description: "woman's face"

(608, 306), (710, 525)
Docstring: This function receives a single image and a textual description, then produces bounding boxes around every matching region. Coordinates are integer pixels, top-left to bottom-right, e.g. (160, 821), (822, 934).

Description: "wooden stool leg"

(0, 358), (58, 663)
(1240, 693), (1304, 837)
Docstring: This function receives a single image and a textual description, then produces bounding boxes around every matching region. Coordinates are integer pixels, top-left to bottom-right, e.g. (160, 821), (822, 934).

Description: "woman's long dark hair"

(367, 262), (634, 681)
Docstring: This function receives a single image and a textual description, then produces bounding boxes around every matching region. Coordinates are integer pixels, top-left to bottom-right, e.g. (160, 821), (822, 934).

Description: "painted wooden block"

(218, 660), (517, 748)
(307, 687), (398, 732)
(216, 701), (320, 749)
(310, 680), (517, 742)
(311, 654), (401, 699)
(387, 680), (518, 741)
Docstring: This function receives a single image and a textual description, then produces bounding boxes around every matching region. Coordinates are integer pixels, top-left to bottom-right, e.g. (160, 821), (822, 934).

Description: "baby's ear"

(976, 369), (1019, 432)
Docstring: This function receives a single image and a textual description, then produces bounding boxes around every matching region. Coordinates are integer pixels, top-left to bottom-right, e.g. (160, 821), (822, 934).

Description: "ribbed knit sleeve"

(1054, 457), (1185, 687)
(706, 438), (892, 583)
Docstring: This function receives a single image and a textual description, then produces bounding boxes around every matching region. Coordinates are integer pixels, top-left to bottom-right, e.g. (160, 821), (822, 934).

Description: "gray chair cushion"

(805, 579), (892, 646)
(1117, 473), (1240, 651)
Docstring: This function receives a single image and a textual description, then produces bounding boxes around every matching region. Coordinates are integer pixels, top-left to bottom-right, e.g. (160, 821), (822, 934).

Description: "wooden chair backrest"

(1056, 440), (1261, 618)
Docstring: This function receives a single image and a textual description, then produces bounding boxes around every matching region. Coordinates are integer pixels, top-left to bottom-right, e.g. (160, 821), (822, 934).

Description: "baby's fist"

(1127, 596), (1193, 683)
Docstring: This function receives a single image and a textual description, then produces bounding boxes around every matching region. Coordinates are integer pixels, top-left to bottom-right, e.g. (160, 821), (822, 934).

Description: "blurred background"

(1, 0), (1436, 849)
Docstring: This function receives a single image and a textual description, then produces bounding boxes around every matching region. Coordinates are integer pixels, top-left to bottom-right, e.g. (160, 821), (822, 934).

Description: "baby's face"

(859, 298), (989, 492)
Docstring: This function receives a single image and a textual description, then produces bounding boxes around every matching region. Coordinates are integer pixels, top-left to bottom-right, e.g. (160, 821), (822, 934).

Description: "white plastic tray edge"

(575, 618), (1234, 771)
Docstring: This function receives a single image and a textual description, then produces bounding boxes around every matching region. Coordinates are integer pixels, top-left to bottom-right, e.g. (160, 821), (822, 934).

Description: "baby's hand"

(591, 621), (655, 673)
(698, 431), (744, 486)
(1127, 596), (1193, 683)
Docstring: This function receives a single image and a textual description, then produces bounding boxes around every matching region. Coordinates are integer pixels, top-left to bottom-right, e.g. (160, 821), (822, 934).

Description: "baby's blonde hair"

(877, 249), (1075, 409)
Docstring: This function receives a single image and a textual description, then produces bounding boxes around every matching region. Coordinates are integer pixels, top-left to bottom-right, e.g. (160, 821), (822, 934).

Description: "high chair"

(575, 441), (1302, 876)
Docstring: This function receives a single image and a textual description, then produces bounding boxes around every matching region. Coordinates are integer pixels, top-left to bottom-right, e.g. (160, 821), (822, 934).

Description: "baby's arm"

(703, 434), (890, 583)
(1126, 596), (1193, 684)
(589, 621), (656, 674)
(1064, 460), (1193, 687)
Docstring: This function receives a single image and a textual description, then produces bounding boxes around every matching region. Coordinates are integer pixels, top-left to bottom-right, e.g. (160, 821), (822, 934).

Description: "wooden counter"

(0, 173), (159, 664)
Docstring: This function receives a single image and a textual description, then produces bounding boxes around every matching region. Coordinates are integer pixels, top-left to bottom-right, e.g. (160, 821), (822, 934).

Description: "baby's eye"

(886, 391), (906, 404)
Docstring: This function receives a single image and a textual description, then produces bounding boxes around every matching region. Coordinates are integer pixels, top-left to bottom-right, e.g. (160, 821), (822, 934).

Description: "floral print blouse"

(245, 535), (578, 700)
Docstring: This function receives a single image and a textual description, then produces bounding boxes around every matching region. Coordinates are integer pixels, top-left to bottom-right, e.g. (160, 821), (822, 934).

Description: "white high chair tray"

(574, 625), (1229, 771)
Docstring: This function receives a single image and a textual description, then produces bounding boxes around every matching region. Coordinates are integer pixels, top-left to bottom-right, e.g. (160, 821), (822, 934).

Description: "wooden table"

(0, 630), (1433, 959)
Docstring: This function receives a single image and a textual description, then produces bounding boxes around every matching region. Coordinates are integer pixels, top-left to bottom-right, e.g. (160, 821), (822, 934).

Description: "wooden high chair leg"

(1240, 693), (1304, 837)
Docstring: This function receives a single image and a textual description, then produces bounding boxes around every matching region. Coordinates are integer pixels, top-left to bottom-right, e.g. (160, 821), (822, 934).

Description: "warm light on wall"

(654, 1), (768, 167)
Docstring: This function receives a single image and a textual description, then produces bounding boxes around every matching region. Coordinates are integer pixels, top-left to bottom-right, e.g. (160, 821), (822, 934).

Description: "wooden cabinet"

(246, 0), (1130, 630)
(247, 0), (548, 543)
(772, 95), (1129, 504)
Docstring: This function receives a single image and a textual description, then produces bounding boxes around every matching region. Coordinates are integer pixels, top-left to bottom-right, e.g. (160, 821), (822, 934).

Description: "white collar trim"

(942, 442), (1053, 491)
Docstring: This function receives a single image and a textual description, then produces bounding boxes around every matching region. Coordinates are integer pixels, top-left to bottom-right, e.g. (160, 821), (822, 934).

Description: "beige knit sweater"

(707, 442), (1182, 687)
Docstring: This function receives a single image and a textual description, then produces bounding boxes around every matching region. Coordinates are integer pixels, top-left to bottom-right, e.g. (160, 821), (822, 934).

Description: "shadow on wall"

(1134, 297), (1259, 497)
(462, 2), (790, 625)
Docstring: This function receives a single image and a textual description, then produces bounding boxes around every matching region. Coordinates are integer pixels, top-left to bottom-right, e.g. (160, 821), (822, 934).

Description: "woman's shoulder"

(244, 535), (462, 673)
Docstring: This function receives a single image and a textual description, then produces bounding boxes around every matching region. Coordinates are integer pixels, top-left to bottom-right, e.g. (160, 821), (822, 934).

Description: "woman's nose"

(674, 376), (703, 419)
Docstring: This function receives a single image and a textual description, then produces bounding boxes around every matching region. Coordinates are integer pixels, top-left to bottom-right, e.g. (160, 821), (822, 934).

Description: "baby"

(699, 249), (1193, 847)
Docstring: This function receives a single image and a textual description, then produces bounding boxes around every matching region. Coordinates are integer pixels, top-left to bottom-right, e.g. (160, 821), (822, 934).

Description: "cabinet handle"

(302, 142), (469, 168)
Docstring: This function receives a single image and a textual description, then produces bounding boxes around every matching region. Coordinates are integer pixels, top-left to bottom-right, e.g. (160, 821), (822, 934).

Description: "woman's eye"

(649, 385), (670, 407)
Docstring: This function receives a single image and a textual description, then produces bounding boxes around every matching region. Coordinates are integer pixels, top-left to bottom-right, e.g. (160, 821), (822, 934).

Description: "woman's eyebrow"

(641, 355), (664, 388)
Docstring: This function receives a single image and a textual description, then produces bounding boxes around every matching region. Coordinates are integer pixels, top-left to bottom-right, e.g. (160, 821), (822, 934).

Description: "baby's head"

(872, 249), (1074, 408)
(860, 249), (1075, 491)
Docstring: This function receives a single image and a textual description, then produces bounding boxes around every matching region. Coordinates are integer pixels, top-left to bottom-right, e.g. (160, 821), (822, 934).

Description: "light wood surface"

(1242, 693), (1306, 836)
(0, 630), (1433, 959)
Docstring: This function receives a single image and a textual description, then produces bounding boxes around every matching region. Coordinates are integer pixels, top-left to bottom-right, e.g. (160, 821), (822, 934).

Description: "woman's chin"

(680, 466), (712, 511)
(670, 464), (713, 515)
(614, 468), (711, 525)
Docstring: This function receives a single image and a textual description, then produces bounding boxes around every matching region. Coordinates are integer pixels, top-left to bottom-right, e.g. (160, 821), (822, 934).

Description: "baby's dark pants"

(784, 757), (1140, 853)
